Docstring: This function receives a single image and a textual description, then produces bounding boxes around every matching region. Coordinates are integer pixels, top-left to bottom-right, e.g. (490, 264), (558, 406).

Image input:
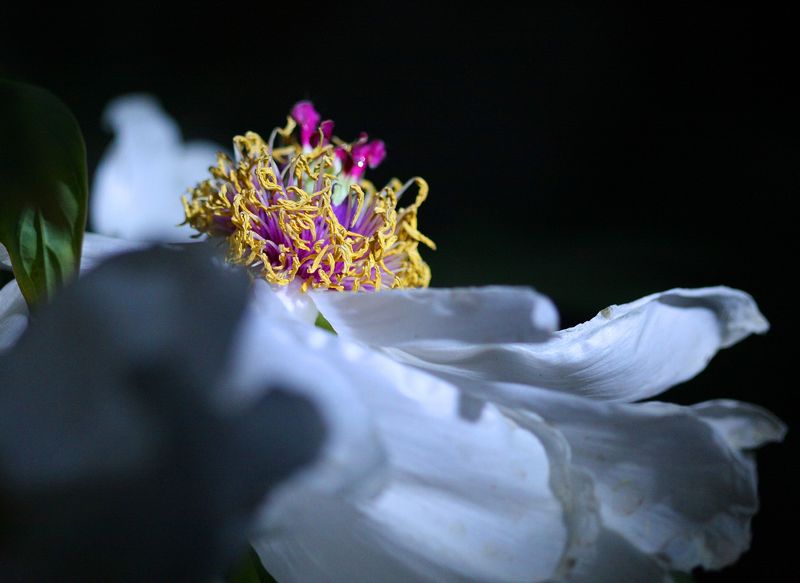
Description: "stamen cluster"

(183, 103), (434, 291)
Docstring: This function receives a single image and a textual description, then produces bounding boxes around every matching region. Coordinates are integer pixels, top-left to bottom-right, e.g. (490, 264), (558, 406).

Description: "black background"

(2, 3), (796, 581)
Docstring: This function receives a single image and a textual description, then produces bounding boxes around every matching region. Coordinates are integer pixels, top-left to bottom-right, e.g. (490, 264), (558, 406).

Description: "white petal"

(227, 282), (386, 506)
(79, 232), (149, 271)
(311, 285), (558, 345)
(385, 286), (768, 402)
(0, 280), (27, 351)
(566, 527), (671, 583)
(504, 409), (670, 583)
(692, 399), (787, 450)
(2, 234), (145, 275)
(1, 234), (146, 352)
(248, 285), (568, 582)
(90, 94), (221, 242)
(273, 280), (319, 324)
(473, 383), (784, 572)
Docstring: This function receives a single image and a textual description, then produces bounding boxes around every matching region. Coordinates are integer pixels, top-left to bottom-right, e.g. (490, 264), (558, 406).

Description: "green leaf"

(228, 546), (278, 583)
(0, 79), (88, 306)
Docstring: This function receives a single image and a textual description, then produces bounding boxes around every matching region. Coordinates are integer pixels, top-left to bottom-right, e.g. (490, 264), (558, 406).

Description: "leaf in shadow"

(0, 80), (88, 305)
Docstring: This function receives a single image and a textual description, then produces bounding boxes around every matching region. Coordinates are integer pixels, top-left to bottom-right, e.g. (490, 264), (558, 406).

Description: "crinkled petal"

(249, 284), (568, 582)
(383, 286), (768, 402)
(91, 94), (221, 242)
(465, 382), (785, 572)
(693, 399), (787, 449)
(503, 408), (671, 583)
(0, 280), (27, 352)
(311, 286), (558, 345)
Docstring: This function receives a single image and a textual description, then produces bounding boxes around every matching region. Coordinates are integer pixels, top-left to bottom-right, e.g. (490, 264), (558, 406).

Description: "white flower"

(0, 96), (785, 582)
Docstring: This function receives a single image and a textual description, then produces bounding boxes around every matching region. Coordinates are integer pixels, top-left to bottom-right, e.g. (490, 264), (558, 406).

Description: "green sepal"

(314, 311), (337, 334)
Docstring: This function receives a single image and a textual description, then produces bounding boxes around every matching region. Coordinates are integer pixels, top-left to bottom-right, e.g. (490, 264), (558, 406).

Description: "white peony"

(0, 96), (785, 582)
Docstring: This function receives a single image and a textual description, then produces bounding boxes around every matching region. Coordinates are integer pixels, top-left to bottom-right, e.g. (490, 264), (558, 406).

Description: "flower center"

(182, 104), (434, 292)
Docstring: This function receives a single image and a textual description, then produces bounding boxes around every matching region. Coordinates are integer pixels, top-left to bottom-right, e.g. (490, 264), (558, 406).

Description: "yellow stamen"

(183, 131), (434, 291)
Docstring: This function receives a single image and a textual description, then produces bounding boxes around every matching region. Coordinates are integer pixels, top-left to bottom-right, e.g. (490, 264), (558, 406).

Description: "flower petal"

(0, 280), (27, 351)
(251, 285), (568, 582)
(311, 285), (559, 345)
(692, 399), (787, 449)
(383, 286), (768, 402)
(2, 235), (143, 351)
(90, 94), (221, 242)
(227, 281), (387, 504)
(472, 382), (785, 572)
(505, 409), (671, 582)
(2, 234), (145, 280)
(0, 247), (325, 580)
(79, 232), (149, 271)
(566, 527), (671, 583)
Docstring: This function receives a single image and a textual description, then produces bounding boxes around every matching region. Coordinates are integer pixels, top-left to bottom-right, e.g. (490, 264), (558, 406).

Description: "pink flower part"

(310, 119), (334, 148)
(364, 140), (387, 168)
(291, 100), (321, 147)
(336, 136), (387, 178)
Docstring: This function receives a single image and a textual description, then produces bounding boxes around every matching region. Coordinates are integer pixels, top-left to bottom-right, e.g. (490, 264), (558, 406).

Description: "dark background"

(2, 3), (796, 581)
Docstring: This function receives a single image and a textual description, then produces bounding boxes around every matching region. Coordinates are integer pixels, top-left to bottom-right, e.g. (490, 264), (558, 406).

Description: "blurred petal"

(0, 280), (27, 351)
(80, 232), (148, 271)
(383, 286), (768, 402)
(311, 285), (558, 345)
(91, 94), (221, 242)
(250, 284), (568, 582)
(0, 246), (324, 580)
(3, 234), (147, 275)
(472, 383), (785, 572)
(273, 280), (319, 324)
